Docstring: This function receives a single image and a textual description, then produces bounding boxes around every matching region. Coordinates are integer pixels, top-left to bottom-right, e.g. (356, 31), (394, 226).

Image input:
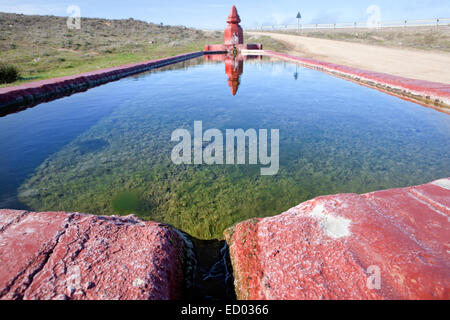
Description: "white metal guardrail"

(246, 18), (450, 31)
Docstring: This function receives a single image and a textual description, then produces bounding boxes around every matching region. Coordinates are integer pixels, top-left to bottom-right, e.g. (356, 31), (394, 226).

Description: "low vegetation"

(0, 63), (20, 84)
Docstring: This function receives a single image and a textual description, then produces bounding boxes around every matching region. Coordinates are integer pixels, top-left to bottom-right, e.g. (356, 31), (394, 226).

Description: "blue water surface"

(0, 56), (448, 239)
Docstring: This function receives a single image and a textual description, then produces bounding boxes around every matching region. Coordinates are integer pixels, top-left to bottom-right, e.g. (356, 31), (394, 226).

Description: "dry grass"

(245, 33), (291, 51)
(263, 26), (450, 52)
(0, 12), (224, 86)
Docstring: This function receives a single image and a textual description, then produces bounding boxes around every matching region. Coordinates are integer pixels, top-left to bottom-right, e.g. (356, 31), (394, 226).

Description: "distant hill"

(0, 12), (223, 85)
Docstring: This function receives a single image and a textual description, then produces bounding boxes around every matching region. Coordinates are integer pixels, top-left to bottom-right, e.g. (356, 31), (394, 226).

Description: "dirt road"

(248, 32), (450, 84)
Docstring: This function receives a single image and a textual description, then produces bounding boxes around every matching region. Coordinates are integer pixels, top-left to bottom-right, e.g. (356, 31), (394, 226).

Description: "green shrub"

(0, 64), (20, 84)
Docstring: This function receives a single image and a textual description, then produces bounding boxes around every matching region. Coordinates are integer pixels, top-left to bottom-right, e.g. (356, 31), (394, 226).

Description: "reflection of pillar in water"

(225, 57), (243, 96)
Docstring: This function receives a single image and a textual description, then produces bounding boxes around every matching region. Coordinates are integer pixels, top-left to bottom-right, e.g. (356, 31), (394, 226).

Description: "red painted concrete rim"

(0, 51), (208, 116)
(0, 52), (202, 95)
(262, 50), (450, 114)
(2, 50), (450, 116)
(225, 177), (450, 300)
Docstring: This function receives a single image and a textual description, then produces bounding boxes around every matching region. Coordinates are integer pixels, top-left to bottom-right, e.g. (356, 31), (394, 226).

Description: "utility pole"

(297, 12), (302, 34)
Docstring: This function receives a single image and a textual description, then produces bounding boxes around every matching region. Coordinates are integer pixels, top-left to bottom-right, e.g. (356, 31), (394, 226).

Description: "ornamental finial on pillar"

(227, 5), (241, 24)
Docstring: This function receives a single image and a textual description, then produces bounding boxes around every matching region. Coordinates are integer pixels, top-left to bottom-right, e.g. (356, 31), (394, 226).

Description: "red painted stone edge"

(3, 49), (446, 117)
(204, 44), (263, 52)
(0, 211), (191, 300)
(0, 51), (207, 116)
(225, 178), (450, 300)
(263, 50), (450, 114)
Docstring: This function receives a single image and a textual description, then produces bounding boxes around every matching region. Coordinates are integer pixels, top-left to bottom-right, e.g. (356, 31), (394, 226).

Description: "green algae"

(13, 58), (450, 240)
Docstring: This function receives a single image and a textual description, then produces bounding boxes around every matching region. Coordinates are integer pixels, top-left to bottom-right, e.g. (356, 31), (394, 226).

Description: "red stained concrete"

(204, 44), (263, 52)
(0, 212), (186, 300)
(264, 50), (450, 112)
(225, 178), (450, 300)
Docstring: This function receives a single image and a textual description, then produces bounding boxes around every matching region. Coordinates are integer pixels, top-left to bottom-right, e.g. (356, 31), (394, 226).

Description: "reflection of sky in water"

(0, 56), (449, 239)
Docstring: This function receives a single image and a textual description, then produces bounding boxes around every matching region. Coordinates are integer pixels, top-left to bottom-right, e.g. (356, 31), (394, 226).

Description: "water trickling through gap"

(182, 235), (236, 301)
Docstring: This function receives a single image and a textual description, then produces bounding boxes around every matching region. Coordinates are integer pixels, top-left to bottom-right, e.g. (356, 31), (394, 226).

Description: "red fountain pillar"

(204, 6), (262, 52)
(224, 6), (244, 46)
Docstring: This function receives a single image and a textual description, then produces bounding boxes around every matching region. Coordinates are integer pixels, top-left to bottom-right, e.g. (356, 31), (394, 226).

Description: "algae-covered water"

(1, 56), (449, 239)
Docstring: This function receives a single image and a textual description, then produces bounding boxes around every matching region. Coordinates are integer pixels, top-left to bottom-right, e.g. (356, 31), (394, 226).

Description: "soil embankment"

(248, 31), (450, 84)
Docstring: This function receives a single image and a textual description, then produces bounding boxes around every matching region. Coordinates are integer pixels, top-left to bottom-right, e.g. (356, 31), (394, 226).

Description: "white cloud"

(0, 1), (66, 16)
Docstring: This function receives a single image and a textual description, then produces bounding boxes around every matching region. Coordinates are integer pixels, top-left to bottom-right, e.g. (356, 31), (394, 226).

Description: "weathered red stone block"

(0, 211), (187, 300)
(225, 178), (450, 300)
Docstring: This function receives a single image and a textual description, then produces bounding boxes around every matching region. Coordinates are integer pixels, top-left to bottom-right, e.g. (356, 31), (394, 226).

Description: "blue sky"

(1, 0), (449, 29)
